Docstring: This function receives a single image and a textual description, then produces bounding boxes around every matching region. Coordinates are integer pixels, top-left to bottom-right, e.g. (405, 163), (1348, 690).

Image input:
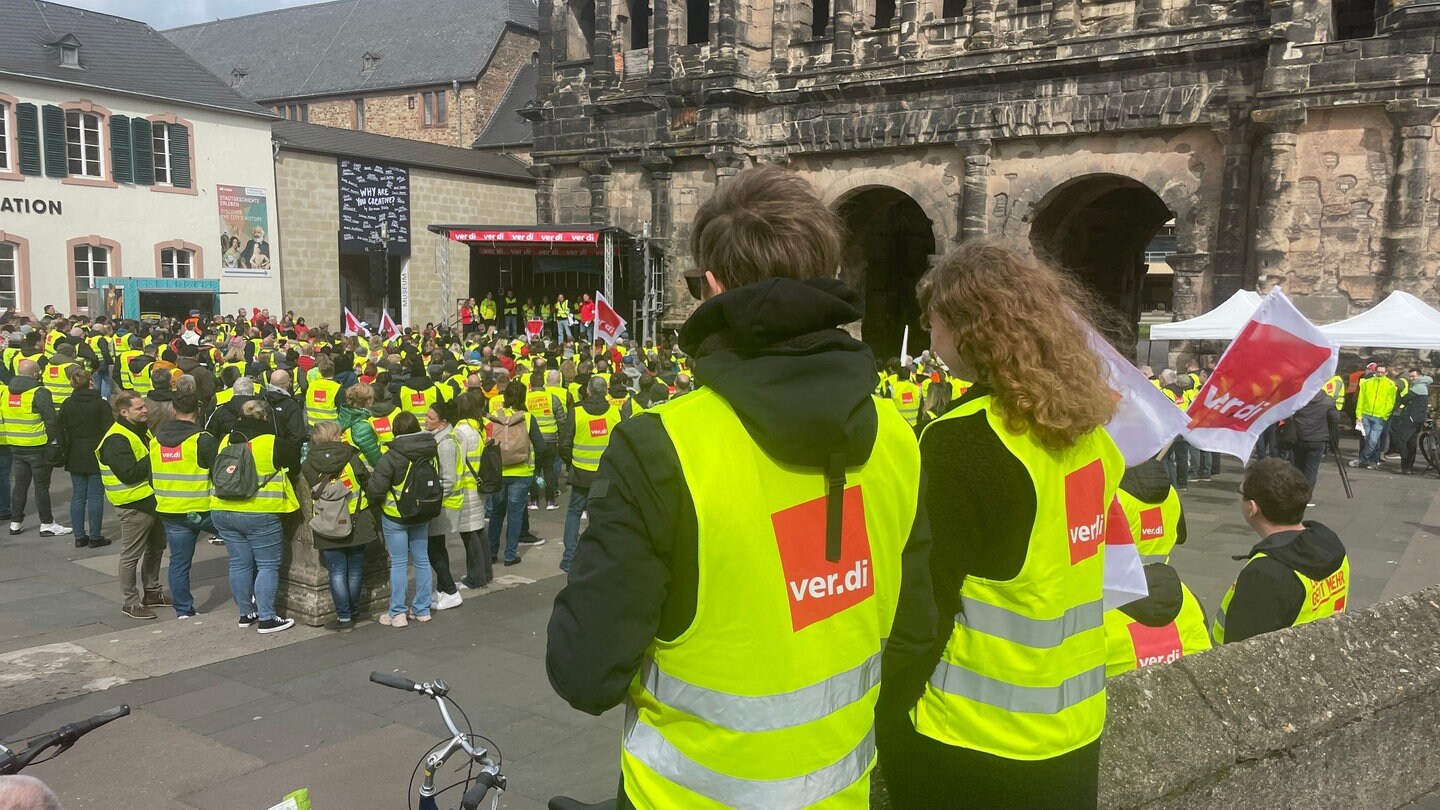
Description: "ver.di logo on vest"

(588, 418), (609, 438)
(772, 486), (875, 632)
(1140, 507), (1166, 539)
(1065, 460), (1106, 565)
(160, 446), (184, 462)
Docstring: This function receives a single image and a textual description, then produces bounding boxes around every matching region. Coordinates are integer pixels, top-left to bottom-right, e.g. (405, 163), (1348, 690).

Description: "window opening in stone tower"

(813, 0), (831, 36)
(629, 0), (652, 49)
(942, 0), (966, 18)
(570, 0), (597, 58)
(875, 0), (897, 27)
(1333, 0), (1377, 39)
(687, 0), (711, 43)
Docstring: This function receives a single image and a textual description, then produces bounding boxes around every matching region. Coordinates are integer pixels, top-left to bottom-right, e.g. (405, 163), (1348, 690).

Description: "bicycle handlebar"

(369, 671), (422, 692)
(0, 705), (130, 775)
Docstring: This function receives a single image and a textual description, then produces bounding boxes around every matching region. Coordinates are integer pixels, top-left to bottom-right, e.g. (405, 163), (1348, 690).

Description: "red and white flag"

(1087, 326), (1191, 466)
(379, 310), (400, 341)
(1185, 288), (1337, 460)
(593, 292), (627, 346)
(1103, 495), (1149, 610)
(342, 307), (364, 336)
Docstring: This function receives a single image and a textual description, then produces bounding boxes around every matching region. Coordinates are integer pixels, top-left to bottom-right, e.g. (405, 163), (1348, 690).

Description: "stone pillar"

(642, 156), (675, 242)
(274, 485), (391, 626)
(833, 0), (856, 65)
(650, 0), (673, 82)
(1381, 99), (1440, 292)
(1049, 0), (1078, 40)
(900, 0), (922, 58)
(772, 0), (793, 73)
(715, 0), (740, 68)
(1135, 0), (1163, 28)
(958, 139), (992, 243)
(967, 0), (995, 48)
(530, 162), (557, 226)
(1165, 252), (1212, 321)
(1210, 111), (1255, 300)
(592, 0), (616, 87)
(1249, 104), (1306, 282)
(709, 150), (749, 184)
(581, 159), (612, 226)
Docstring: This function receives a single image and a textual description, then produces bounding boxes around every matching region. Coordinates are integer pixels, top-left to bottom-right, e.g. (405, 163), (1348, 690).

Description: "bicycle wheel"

(1421, 428), (1440, 474)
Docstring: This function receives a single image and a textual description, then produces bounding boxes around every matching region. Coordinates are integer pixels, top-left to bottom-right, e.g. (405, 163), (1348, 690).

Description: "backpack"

(309, 473), (355, 540)
(487, 412), (530, 466)
(212, 436), (279, 500)
(394, 458), (443, 525)
(477, 443), (503, 494)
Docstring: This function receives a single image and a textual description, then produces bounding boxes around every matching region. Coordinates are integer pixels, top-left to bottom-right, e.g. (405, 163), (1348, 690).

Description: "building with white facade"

(0, 0), (283, 319)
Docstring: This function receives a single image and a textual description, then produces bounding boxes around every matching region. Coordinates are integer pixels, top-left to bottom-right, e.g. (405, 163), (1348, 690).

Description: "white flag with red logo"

(1103, 496), (1149, 609)
(593, 292), (626, 346)
(342, 307), (364, 337)
(379, 310), (400, 341)
(1184, 288), (1337, 460)
(1087, 326), (1191, 466)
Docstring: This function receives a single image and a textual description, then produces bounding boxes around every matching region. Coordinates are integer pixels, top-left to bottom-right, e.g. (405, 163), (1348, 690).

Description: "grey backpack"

(309, 473), (354, 540)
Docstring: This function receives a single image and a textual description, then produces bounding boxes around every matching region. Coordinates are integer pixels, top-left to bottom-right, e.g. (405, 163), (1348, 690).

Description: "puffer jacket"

(302, 439), (377, 551)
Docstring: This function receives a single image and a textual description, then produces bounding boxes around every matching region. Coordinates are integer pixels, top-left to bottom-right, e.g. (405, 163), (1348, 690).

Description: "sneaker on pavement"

(88, 536), (112, 548)
(257, 617), (294, 634)
(237, 613), (258, 628)
(142, 590), (173, 607)
(1306, 502), (1317, 508)
(546, 499), (559, 510)
(324, 619), (354, 632)
(8, 522), (21, 535)
(74, 536), (88, 548)
(519, 536), (545, 547)
(1347, 459), (1363, 468)
(528, 501), (539, 511)
(409, 612), (432, 623)
(176, 612), (198, 620)
(503, 558), (521, 566)
(434, 591), (463, 611)
(207, 535), (225, 545)
(40, 523), (72, 537)
(122, 604), (157, 620)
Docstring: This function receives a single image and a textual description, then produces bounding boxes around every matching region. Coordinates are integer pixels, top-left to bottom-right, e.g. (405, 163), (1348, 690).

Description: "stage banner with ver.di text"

(218, 185), (272, 277)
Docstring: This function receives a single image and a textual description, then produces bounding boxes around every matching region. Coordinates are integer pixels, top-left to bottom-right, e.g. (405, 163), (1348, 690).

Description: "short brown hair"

(689, 165), (844, 289)
(1241, 458), (1310, 524)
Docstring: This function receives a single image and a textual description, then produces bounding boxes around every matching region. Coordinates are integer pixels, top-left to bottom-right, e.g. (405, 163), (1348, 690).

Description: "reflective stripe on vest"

(571, 404), (622, 472)
(0, 387), (45, 446)
(621, 389), (919, 809)
(1119, 487), (1183, 565)
(306, 378), (342, 424)
(526, 390), (557, 436)
(117, 350), (141, 389)
(131, 360), (156, 395)
(1103, 580), (1212, 679)
(911, 394), (1122, 760)
(149, 432), (212, 513)
(43, 361), (76, 405)
(97, 423), (155, 506)
(1212, 552), (1350, 644)
(210, 434), (298, 513)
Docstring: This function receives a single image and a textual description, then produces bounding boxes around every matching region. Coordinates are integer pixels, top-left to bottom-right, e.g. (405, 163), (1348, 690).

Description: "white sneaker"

(8, 522), (20, 535)
(40, 523), (72, 537)
(433, 591), (463, 611)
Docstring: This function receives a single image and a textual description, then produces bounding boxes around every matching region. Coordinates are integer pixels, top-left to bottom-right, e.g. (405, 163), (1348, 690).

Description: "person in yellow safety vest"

(5, 359), (70, 538)
(85, 326), (113, 397)
(549, 167), (929, 809)
(398, 361), (447, 418)
(42, 342), (80, 406)
(480, 292), (498, 327)
(305, 355), (344, 425)
(423, 400), (469, 612)
(210, 398), (300, 634)
(8, 331), (43, 376)
(1118, 458), (1187, 564)
(1215, 458), (1350, 645)
(1353, 364), (1397, 468)
(1103, 563), (1212, 678)
(43, 320), (67, 355)
(486, 370), (511, 414)
(879, 242), (1124, 808)
(554, 294), (572, 341)
(890, 366), (922, 427)
(128, 343), (159, 396)
(1322, 374), (1345, 411)
(605, 378), (643, 420)
(526, 370), (569, 510)
(302, 420), (377, 632)
(96, 391), (167, 620)
(450, 392), (492, 590)
(502, 290), (520, 335)
(483, 381), (546, 566)
(150, 393), (219, 620)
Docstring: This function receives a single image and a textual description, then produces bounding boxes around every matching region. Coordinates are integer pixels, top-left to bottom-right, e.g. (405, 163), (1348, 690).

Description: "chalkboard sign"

(339, 159), (410, 256)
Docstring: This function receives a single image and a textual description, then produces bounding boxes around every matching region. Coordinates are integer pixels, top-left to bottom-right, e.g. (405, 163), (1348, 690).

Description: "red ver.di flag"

(1185, 288), (1337, 460)
(593, 292), (627, 345)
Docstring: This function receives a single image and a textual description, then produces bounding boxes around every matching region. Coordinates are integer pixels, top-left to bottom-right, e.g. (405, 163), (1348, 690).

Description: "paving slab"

(0, 642), (147, 712)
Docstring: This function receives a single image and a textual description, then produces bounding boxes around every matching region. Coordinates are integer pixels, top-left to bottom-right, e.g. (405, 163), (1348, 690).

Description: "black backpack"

(394, 458), (443, 525)
(477, 443), (503, 494)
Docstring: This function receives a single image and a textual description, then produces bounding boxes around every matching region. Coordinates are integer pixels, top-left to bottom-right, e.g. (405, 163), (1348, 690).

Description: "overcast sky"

(58, 0), (330, 29)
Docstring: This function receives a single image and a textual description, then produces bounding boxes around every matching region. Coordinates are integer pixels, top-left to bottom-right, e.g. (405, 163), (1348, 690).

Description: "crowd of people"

(457, 291), (597, 341)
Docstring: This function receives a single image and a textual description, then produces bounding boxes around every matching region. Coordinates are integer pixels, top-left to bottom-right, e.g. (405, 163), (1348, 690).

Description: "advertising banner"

(218, 185), (271, 277)
(339, 160), (410, 256)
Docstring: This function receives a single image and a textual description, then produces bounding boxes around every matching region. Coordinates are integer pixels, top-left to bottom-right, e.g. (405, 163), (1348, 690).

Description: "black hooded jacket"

(546, 278), (935, 722)
(1119, 563), (1195, 626)
(1120, 459), (1188, 547)
(1222, 521), (1347, 644)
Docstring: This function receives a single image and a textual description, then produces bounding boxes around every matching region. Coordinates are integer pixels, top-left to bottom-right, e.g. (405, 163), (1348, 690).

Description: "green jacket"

(1357, 375), (1398, 420)
(337, 403), (382, 467)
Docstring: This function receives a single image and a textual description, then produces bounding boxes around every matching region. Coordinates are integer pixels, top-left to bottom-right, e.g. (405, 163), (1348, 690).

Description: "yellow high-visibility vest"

(369, 407), (400, 447)
(912, 394), (1123, 760)
(526, 390), (558, 437)
(621, 388), (919, 808)
(571, 403), (622, 473)
(1103, 581), (1211, 678)
(43, 360), (77, 405)
(1213, 552), (1350, 644)
(399, 384), (442, 418)
(890, 380), (921, 427)
(1, 387), (45, 446)
(97, 423), (155, 507)
(209, 434), (298, 513)
(306, 378), (343, 425)
(1118, 486), (1183, 565)
(149, 431), (212, 513)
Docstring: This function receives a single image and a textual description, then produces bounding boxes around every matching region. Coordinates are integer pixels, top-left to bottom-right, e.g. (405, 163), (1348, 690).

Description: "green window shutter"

(41, 104), (67, 177)
(14, 103), (41, 176)
(130, 119), (154, 186)
(109, 114), (132, 184)
(169, 123), (191, 188)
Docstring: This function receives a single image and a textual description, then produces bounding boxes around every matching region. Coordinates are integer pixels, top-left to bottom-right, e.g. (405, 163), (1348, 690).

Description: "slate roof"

(165, 0), (540, 103)
(272, 119), (533, 182)
(0, 0), (271, 118)
(473, 62), (536, 150)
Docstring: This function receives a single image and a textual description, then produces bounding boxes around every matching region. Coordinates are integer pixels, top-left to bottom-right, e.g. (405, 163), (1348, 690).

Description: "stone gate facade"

(529, 0), (1440, 347)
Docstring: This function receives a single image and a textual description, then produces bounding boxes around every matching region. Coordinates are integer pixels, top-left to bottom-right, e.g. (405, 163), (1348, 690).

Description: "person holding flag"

(591, 292), (627, 345)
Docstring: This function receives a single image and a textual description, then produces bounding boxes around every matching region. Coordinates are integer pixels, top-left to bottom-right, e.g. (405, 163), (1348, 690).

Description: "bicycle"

(369, 672), (615, 810)
(0, 704), (130, 775)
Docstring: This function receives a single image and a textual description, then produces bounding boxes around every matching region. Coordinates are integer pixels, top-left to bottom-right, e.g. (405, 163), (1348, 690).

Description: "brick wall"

(275, 150), (342, 320)
(473, 29), (542, 139)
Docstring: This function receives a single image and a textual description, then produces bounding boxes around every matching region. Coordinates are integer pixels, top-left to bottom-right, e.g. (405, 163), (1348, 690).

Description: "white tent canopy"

(1318, 290), (1440, 349)
(1149, 289), (1263, 341)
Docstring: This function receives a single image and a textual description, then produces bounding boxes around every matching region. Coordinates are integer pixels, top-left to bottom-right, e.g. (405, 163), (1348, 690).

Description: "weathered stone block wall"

(275, 151), (342, 320)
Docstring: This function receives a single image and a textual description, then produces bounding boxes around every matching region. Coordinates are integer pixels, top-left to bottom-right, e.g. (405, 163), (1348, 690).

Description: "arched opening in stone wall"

(1028, 174), (1174, 336)
(837, 187), (937, 361)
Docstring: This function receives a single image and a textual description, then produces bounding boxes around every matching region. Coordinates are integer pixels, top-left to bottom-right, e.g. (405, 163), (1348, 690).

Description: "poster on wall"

(339, 160), (410, 256)
(218, 184), (272, 277)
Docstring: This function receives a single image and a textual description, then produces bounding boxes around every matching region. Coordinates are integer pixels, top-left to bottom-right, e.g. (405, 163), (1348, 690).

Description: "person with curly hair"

(877, 241), (1125, 809)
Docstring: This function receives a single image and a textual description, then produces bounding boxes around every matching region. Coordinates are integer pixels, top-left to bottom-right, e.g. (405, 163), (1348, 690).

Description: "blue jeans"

(161, 513), (213, 617)
(487, 475), (532, 563)
(96, 368), (111, 400)
(562, 485), (589, 573)
(322, 547), (367, 621)
(213, 510), (284, 621)
(0, 446), (12, 517)
(381, 516), (431, 618)
(1359, 415), (1388, 463)
(69, 472), (105, 540)
(504, 315), (519, 336)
